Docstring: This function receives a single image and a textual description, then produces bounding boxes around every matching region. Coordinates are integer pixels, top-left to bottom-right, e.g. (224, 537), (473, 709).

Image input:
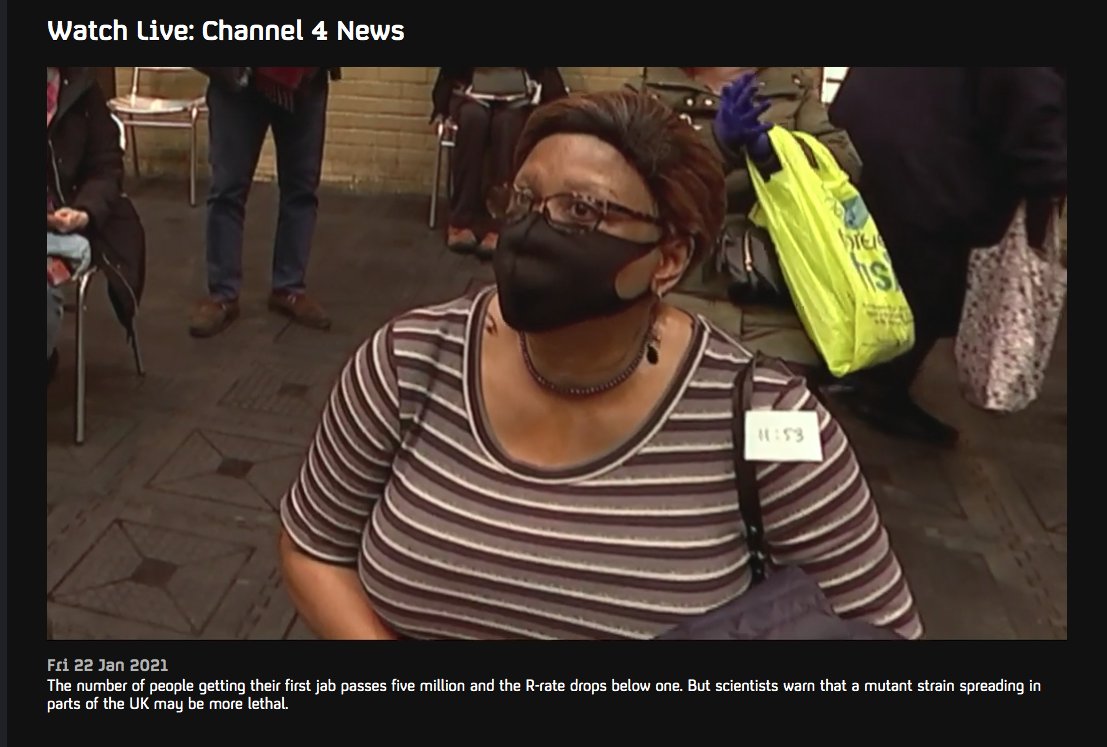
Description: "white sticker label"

(744, 410), (824, 463)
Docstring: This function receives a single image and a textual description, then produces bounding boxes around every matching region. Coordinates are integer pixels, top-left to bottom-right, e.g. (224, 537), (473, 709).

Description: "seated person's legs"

(478, 104), (531, 256)
(447, 97), (492, 252)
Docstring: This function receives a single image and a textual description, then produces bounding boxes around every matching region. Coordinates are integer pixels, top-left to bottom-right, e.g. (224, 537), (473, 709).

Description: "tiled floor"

(46, 181), (1067, 639)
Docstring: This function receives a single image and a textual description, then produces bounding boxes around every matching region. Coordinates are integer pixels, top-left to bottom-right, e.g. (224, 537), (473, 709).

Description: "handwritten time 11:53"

(756, 427), (805, 443)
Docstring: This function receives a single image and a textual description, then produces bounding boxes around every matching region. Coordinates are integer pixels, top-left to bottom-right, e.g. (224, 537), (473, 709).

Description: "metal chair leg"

(430, 141), (444, 230)
(74, 273), (93, 445)
(130, 327), (146, 377)
(189, 108), (199, 207)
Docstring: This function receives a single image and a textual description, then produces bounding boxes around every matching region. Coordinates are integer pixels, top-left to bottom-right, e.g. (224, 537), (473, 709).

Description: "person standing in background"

(829, 67), (1067, 446)
(627, 67), (861, 378)
(431, 67), (567, 258)
(190, 67), (340, 338)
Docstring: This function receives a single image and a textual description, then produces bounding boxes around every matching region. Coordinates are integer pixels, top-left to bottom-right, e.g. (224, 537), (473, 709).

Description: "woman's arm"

(70, 83), (124, 230)
(751, 362), (923, 639)
(977, 66), (1067, 199)
(279, 531), (397, 639)
(279, 325), (402, 639)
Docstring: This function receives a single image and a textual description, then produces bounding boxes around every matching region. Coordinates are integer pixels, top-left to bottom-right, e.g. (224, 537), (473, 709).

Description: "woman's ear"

(613, 234), (694, 300)
(653, 235), (694, 296)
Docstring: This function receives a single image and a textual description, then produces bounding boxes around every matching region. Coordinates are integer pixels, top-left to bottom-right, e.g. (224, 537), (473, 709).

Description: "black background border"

(16, 4), (1079, 737)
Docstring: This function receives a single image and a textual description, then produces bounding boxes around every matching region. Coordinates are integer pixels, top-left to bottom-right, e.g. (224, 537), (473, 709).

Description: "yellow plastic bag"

(747, 128), (915, 377)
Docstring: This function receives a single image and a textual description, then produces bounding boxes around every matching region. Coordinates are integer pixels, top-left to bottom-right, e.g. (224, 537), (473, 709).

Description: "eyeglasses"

(495, 187), (669, 239)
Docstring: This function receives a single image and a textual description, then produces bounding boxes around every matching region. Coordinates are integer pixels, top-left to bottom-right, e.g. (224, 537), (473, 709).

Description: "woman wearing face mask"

(278, 91), (921, 641)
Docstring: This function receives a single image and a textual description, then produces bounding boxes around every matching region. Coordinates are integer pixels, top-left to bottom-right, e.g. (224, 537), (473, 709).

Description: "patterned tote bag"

(955, 203), (1068, 413)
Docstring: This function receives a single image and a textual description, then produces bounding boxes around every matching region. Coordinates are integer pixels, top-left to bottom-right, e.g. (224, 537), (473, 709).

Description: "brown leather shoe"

(269, 291), (332, 330)
(446, 226), (478, 254)
(189, 298), (240, 338)
(475, 231), (498, 260)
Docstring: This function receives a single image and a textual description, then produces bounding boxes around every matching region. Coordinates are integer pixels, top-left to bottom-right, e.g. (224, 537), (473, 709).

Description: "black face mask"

(493, 213), (658, 333)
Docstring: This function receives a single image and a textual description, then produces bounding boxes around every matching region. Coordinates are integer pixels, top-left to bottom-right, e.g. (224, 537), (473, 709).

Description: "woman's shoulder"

(373, 288), (486, 358)
(693, 318), (812, 407)
(391, 291), (480, 326)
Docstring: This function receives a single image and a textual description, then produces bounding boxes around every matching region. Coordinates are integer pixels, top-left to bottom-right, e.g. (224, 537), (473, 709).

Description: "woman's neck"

(519, 301), (655, 393)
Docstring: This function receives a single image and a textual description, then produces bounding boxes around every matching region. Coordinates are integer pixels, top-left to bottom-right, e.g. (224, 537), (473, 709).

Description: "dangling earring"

(646, 333), (660, 365)
(646, 287), (661, 365)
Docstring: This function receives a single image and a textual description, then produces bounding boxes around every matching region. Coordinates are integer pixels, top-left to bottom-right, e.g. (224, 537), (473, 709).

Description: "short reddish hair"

(514, 90), (726, 263)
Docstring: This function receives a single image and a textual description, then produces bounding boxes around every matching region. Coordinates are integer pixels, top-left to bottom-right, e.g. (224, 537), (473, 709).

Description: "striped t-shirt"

(281, 288), (923, 640)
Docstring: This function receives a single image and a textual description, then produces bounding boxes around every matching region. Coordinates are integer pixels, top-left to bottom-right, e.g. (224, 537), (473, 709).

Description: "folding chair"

(107, 67), (207, 207)
(428, 118), (458, 229)
(110, 113), (126, 150)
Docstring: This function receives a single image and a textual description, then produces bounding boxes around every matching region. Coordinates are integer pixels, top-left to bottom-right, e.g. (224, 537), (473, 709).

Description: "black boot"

(48, 350), (59, 384)
(838, 389), (959, 448)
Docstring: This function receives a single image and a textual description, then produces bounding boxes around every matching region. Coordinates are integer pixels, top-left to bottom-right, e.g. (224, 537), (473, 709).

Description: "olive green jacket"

(628, 66), (860, 214)
(627, 66), (862, 297)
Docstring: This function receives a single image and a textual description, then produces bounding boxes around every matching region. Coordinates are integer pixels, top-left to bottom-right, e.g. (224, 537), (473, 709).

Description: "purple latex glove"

(713, 71), (773, 161)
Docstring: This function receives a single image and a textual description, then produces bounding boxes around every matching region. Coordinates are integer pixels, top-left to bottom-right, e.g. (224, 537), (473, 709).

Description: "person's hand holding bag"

(713, 71), (773, 162)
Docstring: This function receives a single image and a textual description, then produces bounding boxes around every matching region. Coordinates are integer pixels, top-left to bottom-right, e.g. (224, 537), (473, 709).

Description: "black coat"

(830, 66), (1066, 250)
(431, 67), (567, 120)
(195, 67), (342, 93)
(48, 66), (145, 336)
(829, 67), (1066, 337)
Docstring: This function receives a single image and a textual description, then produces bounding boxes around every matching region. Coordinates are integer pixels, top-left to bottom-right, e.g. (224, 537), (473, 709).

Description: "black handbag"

(719, 222), (793, 308)
(468, 67), (532, 99)
(657, 354), (903, 640)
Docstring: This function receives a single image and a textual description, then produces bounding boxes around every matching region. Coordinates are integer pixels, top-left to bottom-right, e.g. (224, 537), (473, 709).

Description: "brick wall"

(115, 67), (819, 193)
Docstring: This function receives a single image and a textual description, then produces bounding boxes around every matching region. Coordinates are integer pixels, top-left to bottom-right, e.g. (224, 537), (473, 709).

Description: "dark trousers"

(205, 75), (328, 301)
(855, 332), (940, 395)
(448, 96), (529, 230)
(852, 234), (971, 397)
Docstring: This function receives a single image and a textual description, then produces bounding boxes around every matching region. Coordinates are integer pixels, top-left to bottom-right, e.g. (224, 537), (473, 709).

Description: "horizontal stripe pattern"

(281, 288), (923, 640)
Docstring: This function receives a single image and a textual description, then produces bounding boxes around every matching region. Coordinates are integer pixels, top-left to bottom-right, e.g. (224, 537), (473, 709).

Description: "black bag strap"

(731, 353), (769, 584)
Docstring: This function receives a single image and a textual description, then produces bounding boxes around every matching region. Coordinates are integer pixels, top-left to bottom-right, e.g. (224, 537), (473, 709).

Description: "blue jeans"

(204, 74), (329, 301)
(48, 284), (63, 358)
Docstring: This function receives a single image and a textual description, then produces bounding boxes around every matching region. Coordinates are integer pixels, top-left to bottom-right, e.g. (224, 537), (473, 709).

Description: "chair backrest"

(128, 67), (195, 98)
(111, 114), (126, 150)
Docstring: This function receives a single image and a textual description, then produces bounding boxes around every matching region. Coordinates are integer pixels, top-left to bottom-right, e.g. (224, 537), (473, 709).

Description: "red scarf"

(253, 67), (319, 110)
(48, 67), (61, 210)
(47, 68), (60, 127)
